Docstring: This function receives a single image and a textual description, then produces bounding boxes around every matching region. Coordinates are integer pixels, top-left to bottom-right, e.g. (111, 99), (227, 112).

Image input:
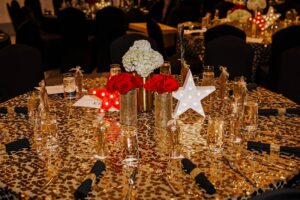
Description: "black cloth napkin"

(247, 141), (271, 153)
(5, 138), (31, 155)
(258, 108), (300, 116)
(247, 141), (300, 157)
(181, 158), (216, 195)
(14, 106), (28, 115)
(74, 160), (106, 200)
(0, 107), (8, 114)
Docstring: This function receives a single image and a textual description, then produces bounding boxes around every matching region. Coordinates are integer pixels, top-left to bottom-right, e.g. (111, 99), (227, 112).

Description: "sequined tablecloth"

(0, 87), (299, 200)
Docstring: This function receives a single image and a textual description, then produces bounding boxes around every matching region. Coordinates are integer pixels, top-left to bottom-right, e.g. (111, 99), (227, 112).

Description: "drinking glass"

(243, 99), (258, 133)
(109, 64), (121, 77)
(168, 122), (181, 159)
(233, 76), (247, 117)
(207, 116), (224, 153)
(201, 66), (215, 86)
(94, 120), (109, 159)
(41, 114), (59, 150)
(63, 73), (76, 99)
(28, 92), (40, 122)
(121, 126), (139, 166)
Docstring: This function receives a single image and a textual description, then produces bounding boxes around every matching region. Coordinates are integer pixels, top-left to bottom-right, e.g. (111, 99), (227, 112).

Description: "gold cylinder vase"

(137, 77), (153, 112)
(155, 92), (172, 129)
(120, 89), (137, 127)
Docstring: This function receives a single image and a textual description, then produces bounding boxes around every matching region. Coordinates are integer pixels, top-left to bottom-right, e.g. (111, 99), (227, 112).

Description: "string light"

(88, 88), (120, 112)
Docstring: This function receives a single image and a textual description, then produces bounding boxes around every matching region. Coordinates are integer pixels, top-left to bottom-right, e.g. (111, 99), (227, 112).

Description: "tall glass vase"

(137, 76), (153, 112)
(155, 92), (172, 129)
(120, 89), (137, 127)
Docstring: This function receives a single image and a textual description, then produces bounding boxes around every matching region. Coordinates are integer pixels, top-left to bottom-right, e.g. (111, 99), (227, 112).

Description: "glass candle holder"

(63, 73), (76, 99)
(207, 116), (224, 153)
(201, 66), (215, 86)
(109, 64), (121, 77)
(160, 61), (171, 75)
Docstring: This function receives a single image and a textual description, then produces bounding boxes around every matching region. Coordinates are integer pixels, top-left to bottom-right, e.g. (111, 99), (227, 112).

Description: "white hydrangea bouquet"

(122, 40), (164, 78)
(228, 9), (252, 23)
(247, 0), (267, 11)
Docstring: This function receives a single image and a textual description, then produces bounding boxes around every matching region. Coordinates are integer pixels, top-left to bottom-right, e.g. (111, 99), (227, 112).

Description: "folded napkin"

(74, 160), (106, 200)
(5, 138), (31, 155)
(181, 158), (216, 195)
(14, 107), (28, 115)
(247, 141), (300, 157)
(0, 107), (8, 114)
(258, 108), (300, 116)
(0, 106), (28, 115)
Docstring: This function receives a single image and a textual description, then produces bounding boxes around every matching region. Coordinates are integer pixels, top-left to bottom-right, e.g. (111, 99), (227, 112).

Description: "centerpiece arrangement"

(106, 73), (143, 126)
(144, 74), (179, 128)
(122, 40), (164, 112)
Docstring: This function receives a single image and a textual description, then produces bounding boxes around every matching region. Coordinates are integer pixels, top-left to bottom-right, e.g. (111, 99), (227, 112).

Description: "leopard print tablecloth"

(0, 87), (299, 200)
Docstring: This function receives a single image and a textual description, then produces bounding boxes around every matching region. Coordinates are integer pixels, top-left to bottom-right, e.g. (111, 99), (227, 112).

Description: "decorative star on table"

(263, 6), (280, 29)
(89, 88), (120, 113)
(173, 69), (215, 118)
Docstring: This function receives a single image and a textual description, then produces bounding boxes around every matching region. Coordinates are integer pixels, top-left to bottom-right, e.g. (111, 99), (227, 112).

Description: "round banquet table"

(0, 85), (299, 199)
(0, 31), (11, 50)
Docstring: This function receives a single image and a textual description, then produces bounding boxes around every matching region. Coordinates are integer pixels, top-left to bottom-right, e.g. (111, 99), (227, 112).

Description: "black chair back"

(166, 0), (203, 27)
(269, 25), (300, 90)
(16, 18), (42, 51)
(250, 188), (300, 200)
(0, 44), (43, 102)
(126, 8), (147, 23)
(57, 7), (88, 47)
(24, 0), (43, 26)
(204, 24), (246, 45)
(6, 0), (22, 31)
(205, 35), (254, 80)
(146, 18), (166, 59)
(276, 46), (300, 104)
(95, 6), (126, 72)
(110, 33), (158, 66)
(57, 7), (92, 73)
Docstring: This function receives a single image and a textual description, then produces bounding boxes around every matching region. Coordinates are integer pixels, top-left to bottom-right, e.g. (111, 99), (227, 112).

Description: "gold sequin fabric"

(0, 87), (299, 200)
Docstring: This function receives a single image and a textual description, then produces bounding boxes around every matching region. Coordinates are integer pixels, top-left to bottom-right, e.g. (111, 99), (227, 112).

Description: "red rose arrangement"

(144, 74), (179, 93)
(106, 73), (143, 94)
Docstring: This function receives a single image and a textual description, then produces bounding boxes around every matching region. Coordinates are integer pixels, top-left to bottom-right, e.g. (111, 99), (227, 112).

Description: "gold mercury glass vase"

(120, 89), (137, 127)
(137, 76), (153, 112)
(155, 92), (173, 129)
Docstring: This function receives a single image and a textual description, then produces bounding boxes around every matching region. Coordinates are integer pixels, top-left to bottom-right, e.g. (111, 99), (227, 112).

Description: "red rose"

(106, 73), (143, 94)
(144, 74), (179, 93)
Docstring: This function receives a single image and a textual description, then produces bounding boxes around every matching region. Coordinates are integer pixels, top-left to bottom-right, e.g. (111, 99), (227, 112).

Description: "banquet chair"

(126, 8), (147, 23)
(166, 0), (203, 27)
(57, 7), (93, 73)
(110, 33), (158, 67)
(146, 17), (167, 59)
(268, 25), (300, 91)
(204, 24), (246, 46)
(24, 0), (43, 27)
(95, 6), (126, 72)
(275, 46), (300, 104)
(214, 1), (235, 18)
(250, 188), (300, 200)
(6, 0), (22, 32)
(0, 44), (43, 102)
(204, 35), (254, 80)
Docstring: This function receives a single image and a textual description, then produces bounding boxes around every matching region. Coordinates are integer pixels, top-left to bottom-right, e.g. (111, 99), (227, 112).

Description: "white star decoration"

(173, 69), (215, 117)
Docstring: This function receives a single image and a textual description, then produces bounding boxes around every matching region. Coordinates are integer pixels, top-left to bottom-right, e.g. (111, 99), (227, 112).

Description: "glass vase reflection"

(155, 92), (172, 129)
(121, 126), (139, 166)
(120, 89), (137, 127)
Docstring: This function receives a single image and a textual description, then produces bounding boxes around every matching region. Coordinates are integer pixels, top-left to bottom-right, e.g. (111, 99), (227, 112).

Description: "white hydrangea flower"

(122, 40), (164, 77)
(247, 0), (267, 11)
(228, 9), (252, 23)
